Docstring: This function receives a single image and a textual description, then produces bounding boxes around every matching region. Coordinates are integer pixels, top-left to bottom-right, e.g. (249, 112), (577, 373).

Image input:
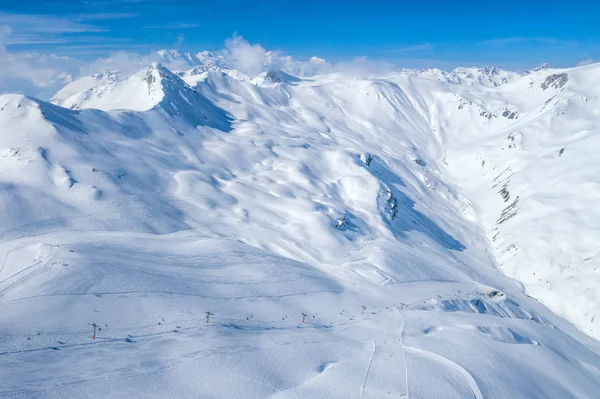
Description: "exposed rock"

(541, 73), (568, 91)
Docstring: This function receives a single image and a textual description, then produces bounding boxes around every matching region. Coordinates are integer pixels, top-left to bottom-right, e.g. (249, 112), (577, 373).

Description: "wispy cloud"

(482, 37), (578, 46)
(0, 12), (137, 52)
(0, 33), (132, 46)
(222, 33), (272, 77)
(577, 59), (598, 67)
(0, 34), (70, 46)
(73, 13), (139, 21)
(0, 12), (105, 34)
(0, 26), (10, 53)
(384, 42), (434, 53)
(143, 23), (202, 29)
(52, 44), (154, 57)
(335, 56), (396, 77)
(0, 49), (83, 99)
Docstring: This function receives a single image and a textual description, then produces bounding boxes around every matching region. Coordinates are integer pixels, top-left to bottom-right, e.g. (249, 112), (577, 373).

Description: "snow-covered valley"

(0, 51), (599, 398)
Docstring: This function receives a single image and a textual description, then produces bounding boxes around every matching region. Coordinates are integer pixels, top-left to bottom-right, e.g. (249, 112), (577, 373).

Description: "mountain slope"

(51, 71), (120, 104)
(0, 61), (599, 398)
(440, 63), (600, 339)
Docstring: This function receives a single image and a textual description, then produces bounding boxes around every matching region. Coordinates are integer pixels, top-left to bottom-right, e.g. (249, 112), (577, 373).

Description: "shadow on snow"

(366, 155), (466, 252)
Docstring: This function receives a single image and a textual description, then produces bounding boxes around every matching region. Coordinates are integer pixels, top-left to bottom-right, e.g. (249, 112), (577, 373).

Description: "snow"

(52, 72), (120, 104)
(52, 63), (173, 112)
(156, 49), (200, 68)
(0, 53), (600, 398)
(402, 65), (523, 87)
(442, 62), (600, 341)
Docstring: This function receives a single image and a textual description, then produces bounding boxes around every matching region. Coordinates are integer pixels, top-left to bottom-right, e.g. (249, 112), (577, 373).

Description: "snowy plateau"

(0, 49), (599, 398)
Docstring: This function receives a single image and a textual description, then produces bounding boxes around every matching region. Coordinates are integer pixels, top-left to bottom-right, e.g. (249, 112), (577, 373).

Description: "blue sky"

(0, 0), (598, 69)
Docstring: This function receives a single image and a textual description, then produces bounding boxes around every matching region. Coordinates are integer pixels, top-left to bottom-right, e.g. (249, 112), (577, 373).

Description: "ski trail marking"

(360, 340), (376, 399)
(0, 246), (56, 297)
(404, 346), (483, 399)
(360, 310), (408, 398)
(0, 247), (11, 277)
(395, 307), (410, 399)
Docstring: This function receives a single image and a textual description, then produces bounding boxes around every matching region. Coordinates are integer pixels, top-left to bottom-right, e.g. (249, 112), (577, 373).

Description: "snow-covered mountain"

(1, 55), (600, 398)
(51, 63), (231, 131)
(403, 65), (524, 87)
(52, 71), (120, 104)
(270, 53), (333, 77)
(449, 66), (523, 86)
(441, 64), (600, 341)
(156, 49), (200, 68)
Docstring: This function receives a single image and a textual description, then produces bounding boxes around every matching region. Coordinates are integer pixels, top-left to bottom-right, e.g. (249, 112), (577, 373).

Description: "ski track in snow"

(0, 245), (56, 297)
(359, 309), (408, 398)
(359, 341), (376, 399)
(404, 346), (483, 399)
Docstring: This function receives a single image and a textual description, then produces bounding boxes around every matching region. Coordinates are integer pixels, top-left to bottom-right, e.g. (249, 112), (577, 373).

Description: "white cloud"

(0, 12), (104, 34)
(0, 12), (129, 51)
(385, 42), (434, 53)
(222, 34), (274, 77)
(81, 51), (149, 76)
(577, 59), (598, 67)
(143, 23), (202, 29)
(74, 13), (139, 21)
(0, 26), (11, 53)
(334, 56), (396, 78)
(481, 37), (577, 47)
(0, 26), (82, 99)
(0, 51), (83, 99)
(0, 34), (70, 46)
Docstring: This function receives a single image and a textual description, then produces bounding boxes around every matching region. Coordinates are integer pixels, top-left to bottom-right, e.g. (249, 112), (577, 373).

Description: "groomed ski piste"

(0, 49), (600, 398)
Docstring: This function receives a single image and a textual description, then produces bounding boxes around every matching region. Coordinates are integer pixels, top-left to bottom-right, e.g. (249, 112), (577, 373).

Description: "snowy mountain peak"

(156, 49), (199, 67)
(449, 66), (523, 86)
(53, 63), (184, 112)
(52, 65), (155, 111)
(52, 71), (119, 104)
(481, 65), (499, 74)
(0, 94), (73, 129)
(0, 94), (41, 117)
(532, 62), (551, 72)
(195, 50), (229, 71)
(145, 62), (175, 88)
(251, 69), (301, 86)
(51, 63), (231, 130)
(402, 65), (523, 87)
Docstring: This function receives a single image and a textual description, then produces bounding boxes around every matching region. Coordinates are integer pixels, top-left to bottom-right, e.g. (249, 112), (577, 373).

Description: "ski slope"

(0, 54), (599, 398)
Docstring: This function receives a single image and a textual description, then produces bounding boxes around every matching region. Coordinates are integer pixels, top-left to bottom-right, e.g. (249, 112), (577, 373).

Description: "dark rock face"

(541, 73), (568, 91)
(414, 158), (427, 167)
(502, 109), (519, 119)
(265, 71), (283, 83)
(480, 110), (494, 119)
